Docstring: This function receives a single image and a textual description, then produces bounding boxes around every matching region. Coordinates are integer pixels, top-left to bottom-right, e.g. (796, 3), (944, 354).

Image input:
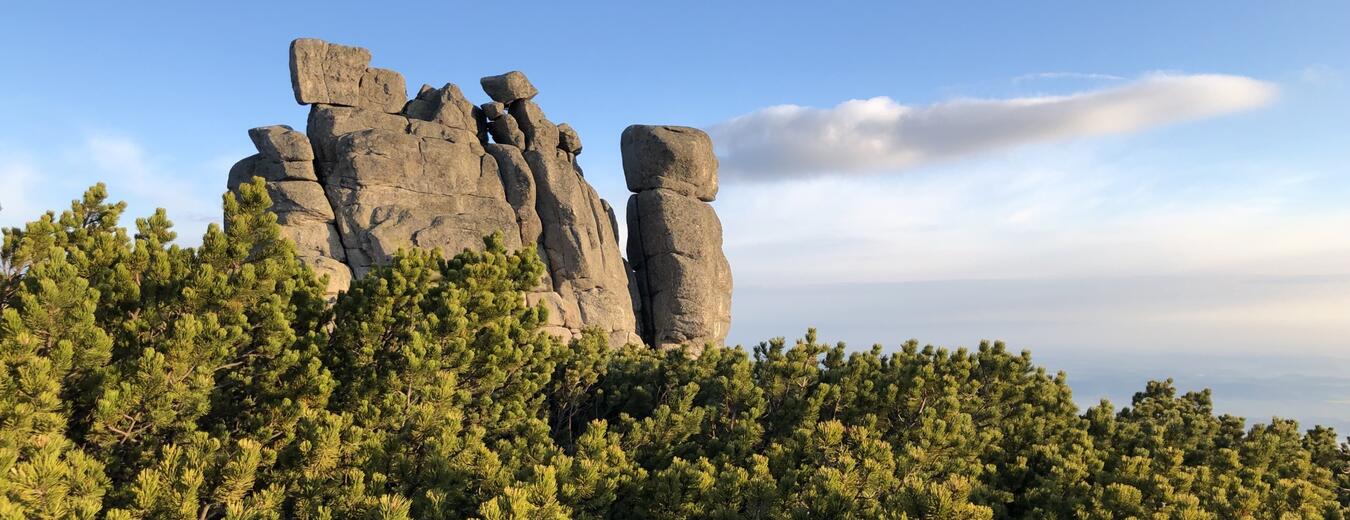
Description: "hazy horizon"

(730, 275), (1350, 431)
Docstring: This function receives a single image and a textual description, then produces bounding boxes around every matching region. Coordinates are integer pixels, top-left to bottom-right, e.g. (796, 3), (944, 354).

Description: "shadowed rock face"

(228, 38), (732, 351)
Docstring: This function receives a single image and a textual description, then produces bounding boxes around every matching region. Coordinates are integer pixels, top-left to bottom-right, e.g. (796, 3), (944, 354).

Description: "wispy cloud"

(1299, 64), (1340, 86)
(2, 134), (230, 242)
(1011, 72), (1126, 84)
(710, 73), (1278, 181)
(717, 142), (1350, 287)
(0, 157), (40, 223)
(81, 134), (224, 237)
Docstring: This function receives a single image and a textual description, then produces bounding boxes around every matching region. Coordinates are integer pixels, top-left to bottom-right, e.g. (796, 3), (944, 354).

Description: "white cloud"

(717, 143), (1350, 287)
(86, 135), (150, 173)
(80, 134), (225, 241)
(1011, 72), (1126, 84)
(719, 140), (1350, 364)
(710, 73), (1278, 180)
(2, 135), (231, 242)
(0, 158), (40, 226)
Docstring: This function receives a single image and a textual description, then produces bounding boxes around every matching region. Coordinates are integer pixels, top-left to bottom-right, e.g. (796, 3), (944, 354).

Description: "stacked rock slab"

(622, 125), (733, 352)
(228, 38), (641, 347)
(228, 125), (353, 296)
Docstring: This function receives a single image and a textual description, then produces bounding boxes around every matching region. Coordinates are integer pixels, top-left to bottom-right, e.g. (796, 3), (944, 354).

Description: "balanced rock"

(361, 68), (407, 114)
(480, 71), (538, 104)
(289, 38), (406, 113)
(624, 125), (732, 352)
(621, 125), (719, 202)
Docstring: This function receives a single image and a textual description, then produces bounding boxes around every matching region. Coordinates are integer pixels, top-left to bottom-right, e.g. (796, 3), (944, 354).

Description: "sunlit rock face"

(622, 125), (732, 353)
(228, 38), (732, 350)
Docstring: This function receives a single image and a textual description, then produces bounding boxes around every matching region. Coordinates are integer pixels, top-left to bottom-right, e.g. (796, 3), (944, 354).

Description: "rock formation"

(228, 125), (352, 296)
(228, 38), (732, 350)
(622, 126), (732, 351)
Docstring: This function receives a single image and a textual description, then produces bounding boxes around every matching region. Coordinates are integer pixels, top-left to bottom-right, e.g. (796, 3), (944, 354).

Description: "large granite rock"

(508, 94), (640, 346)
(510, 100), (559, 152)
(290, 38), (406, 113)
(324, 128), (519, 276)
(480, 71), (538, 104)
(621, 125), (719, 201)
(228, 154), (317, 187)
(228, 128), (352, 296)
(624, 125), (732, 352)
(306, 104), (409, 163)
(558, 123), (583, 154)
(248, 125), (314, 162)
(485, 143), (544, 247)
(229, 38), (655, 348)
(487, 112), (526, 148)
(481, 101), (507, 120)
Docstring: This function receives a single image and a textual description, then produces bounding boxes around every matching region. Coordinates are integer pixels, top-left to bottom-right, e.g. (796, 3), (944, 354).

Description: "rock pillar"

(622, 125), (733, 352)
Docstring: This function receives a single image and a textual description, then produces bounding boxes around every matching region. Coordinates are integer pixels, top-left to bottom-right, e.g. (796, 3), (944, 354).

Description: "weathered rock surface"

(487, 113), (526, 148)
(558, 123), (583, 154)
(306, 104), (409, 163)
(324, 128), (519, 276)
(621, 125), (719, 201)
(228, 154), (317, 186)
(481, 101), (507, 120)
(528, 146), (640, 347)
(248, 125), (315, 162)
(290, 38), (406, 113)
(228, 127), (352, 296)
(480, 71), (538, 104)
(231, 38), (671, 348)
(485, 143), (544, 247)
(511, 100), (559, 152)
(624, 126), (732, 352)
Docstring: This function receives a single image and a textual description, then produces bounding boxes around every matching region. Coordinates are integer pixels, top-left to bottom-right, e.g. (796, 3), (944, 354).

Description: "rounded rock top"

(620, 125), (719, 202)
(480, 71), (539, 104)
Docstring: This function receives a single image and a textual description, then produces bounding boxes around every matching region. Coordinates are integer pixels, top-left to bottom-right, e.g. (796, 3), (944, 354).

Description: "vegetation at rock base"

(1, 181), (1347, 518)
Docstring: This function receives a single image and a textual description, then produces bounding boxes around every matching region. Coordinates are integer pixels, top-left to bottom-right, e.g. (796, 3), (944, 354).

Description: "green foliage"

(1, 182), (1347, 518)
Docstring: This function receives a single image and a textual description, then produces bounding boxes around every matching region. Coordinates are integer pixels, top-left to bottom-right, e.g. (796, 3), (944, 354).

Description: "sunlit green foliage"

(1, 183), (1346, 518)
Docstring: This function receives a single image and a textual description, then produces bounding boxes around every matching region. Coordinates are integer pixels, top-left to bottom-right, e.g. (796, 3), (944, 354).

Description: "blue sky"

(3, 2), (1348, 428)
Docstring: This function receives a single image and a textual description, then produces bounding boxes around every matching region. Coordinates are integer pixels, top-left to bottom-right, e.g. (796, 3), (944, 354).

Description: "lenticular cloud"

(710, 74), (1277, 180)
